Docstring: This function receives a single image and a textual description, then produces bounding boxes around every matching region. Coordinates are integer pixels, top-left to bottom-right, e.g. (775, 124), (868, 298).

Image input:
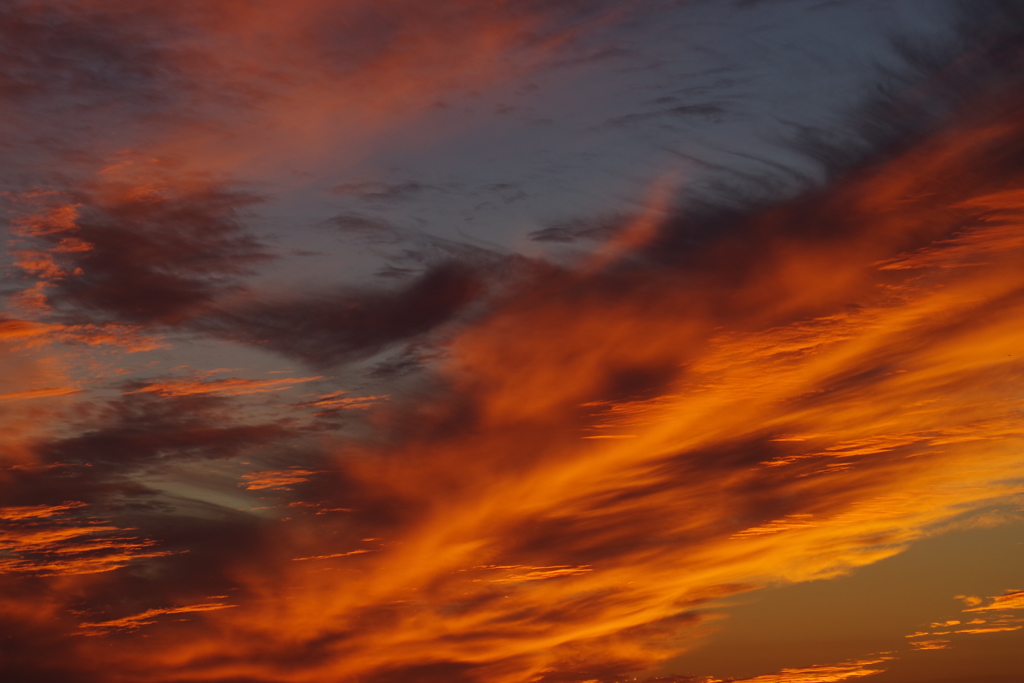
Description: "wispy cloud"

(963, 590), (1024, 612)
(77, 602), (237, 636)
(126, 375), (322, 398)
(6, 180), (272, 325)
(239, 468), (320, 491)
(731, 655), (893, 682)
(0, 502), (173, 576)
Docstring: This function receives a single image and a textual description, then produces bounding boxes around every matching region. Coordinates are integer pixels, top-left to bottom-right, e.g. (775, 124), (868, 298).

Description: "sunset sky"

(2, 1), (1023, 682)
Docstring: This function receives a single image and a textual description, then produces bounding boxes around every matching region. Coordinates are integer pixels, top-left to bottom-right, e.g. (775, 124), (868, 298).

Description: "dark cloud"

(214, 211), (541, 369)
(0, 616), (100, 683)
(38, 393), (295, 472)
(303, 0), (623, 77)
(605, 103), (730, 128)
(331, 181), (436, 202)
(0, 0), (632, 185)
(0, 388), (304, 539)
(483, 183), (529, 204)
(0, 0), (623, 115)
(15, 181), (273, 325)
(546, 45), (635, 70)
(528, 214), (627, 243)
(0, 392), (301, 593)
(201, 260), (492, 368)
(329, 213), (401, 236)
(0, 384), (308, 674)
(0, 0), (180, 107)
(639, 24), (1024, 270)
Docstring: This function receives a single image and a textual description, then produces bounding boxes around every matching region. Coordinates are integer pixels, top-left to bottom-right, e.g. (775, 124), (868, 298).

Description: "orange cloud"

(239, 468), (320, 491)
(7, 5), (1024, 683)
(0, 315), (162, 352)
(0, 502), (87, 520)
(479, 564), (594, 583)
(0, 503), (173, 576)
(77, 602), (237, 636)
(0, 317), (62, 341)
(730, 655), (893, 682)
(295, 390), (389, 412)
(0, 336), (86, 463)
(0, 386), (81, 401)
(963, 590), (1024, 612)
(127, 375), (322, 398)
(41, 88), (1024, 682)
(731, 514), (818, 538)
(901, 593), (1024, 647)
(292, 550), (372, 562)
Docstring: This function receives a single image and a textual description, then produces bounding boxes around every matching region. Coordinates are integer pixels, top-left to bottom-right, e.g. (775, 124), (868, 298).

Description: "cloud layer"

(4, 2), (1024, 683)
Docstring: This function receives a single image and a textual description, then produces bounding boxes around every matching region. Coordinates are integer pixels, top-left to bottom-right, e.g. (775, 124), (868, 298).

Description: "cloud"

(901, 590), (1024, 647)
(0, 317), (63, 341)
(729, 655), (893, 683)
(76, 602), (237, 636)
(0, 390), (307, 536)
(328, 213), (400, 237)
(0, 335), (90, 463)
(1, 0), (626, 191)
(731, 514), (818, 538)
(292, 549), (372, 562)
(930, 620), (961, 627)
(0, 0), (182, 125)
(201, 260), (494, 367)
(0, 315), (164, 352)
(0, 502), (87, 520)
(0, 387), (82, 401)
(478, 564), (594, 583)
(331, 181), (436, 201)
(7, 180), (272, 326)
(240, 468), (320, 491)
(605, 103), (731, 128)
(529, 214), (630, 243)
(963, 590), (1024, 613)
(609, 655), (895, 683)
(5, 3), (1024, 683)
(126, 375), (322, 398)
(295, 390), (389, 414)
(0, 501), (174, 576)
(129, 66), (1024, 680)
(10, 112), (1024, 677)
(50, 70), (1024, 680)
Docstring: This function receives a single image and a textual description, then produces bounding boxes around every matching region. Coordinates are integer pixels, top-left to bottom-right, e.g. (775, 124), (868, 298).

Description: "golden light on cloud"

(77, 602), (238, 636)
(0, 386), (82, 401)
(0, 502), (174, 576)
(58, 105), (1024, 680)
(962, 590), (1024, 612)
(126, 375), (323, 397)
(239, 468), (321, 491)
(731, 656), (894, 683)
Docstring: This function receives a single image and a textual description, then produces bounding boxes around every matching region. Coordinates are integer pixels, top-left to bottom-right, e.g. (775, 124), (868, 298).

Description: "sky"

(1, 1), (1023, 682)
